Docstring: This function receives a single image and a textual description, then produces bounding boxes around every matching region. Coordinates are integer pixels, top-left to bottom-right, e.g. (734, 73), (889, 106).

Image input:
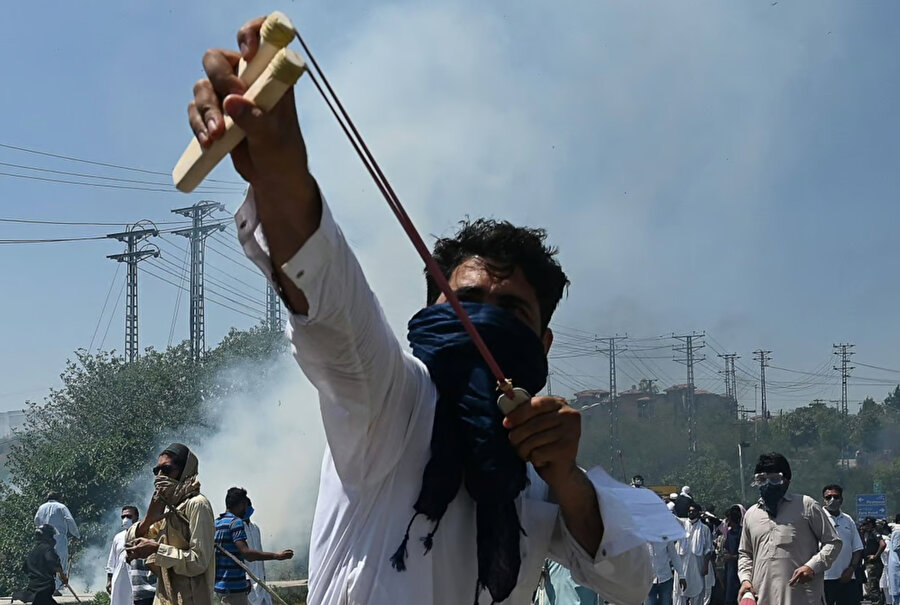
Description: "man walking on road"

(821, 484), (863, 605)
(738, 453), (842, 605)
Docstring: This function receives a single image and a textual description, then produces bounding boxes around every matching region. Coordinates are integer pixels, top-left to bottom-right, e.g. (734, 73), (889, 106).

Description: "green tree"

(0, 327), (287, 595)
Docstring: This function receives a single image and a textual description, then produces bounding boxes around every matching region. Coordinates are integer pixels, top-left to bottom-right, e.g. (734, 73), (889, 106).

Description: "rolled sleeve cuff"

(154, 543), (178, 568)
(578, 467), (686, 558)
(806, 555), (826, 575)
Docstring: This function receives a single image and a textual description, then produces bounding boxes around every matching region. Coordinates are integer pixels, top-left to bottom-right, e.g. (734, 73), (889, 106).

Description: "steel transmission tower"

(674, 332), (705, 454)
(106, 224), (159, 363)
(753, 350), (772, 423)
(266, 284), (284, 332)
(600, 336), (627, 468)
(719, 353), (739, 417)
(172, 201), (226, 361)
(833, 343), (855, 469)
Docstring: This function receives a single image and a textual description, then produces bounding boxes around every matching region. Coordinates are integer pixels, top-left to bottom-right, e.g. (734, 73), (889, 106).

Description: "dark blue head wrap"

(390, 302), (548, 604)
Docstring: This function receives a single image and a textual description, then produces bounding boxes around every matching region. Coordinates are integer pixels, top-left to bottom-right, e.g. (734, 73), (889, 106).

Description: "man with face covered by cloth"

(183, 15), (683, 605)
(738, 453), (842, 605)
(125, 443), (215, 605)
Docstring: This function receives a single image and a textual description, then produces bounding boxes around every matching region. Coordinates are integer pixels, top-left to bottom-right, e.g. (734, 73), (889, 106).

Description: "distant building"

(572, 389), (609, 409)
(0, 410), (25, 440)
(571, 384), (735, 420)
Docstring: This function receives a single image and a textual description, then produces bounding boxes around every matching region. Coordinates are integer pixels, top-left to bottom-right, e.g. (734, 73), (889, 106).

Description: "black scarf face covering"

(390, 302), (548, 604)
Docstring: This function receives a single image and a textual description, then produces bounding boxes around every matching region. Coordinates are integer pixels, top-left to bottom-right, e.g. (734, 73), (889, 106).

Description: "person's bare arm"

(189, 17), (320, 314)
(234, 540), (293, 562)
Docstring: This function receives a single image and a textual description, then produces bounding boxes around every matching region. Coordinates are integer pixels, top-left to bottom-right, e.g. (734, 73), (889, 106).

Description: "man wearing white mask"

(821, 484), (863, 605)
(107, 506), (157, 605)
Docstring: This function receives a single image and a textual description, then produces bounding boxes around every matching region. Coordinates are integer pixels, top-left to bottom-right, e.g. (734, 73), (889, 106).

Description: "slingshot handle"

(172, 47), (307, 193)
(236, 11), (295, 85)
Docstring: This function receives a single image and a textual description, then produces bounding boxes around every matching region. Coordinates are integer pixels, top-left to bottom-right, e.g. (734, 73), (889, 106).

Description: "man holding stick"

(186, 15), (678, 605)
(214, 488), (293, 605)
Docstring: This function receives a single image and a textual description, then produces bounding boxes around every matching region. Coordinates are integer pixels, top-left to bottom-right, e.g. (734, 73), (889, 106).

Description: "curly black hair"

(427, 219), (569, 332)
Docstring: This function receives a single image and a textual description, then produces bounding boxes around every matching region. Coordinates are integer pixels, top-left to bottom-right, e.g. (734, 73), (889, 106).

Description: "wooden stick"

(172, 47), (307, 193)
(214, 545), (290, 605)
(237, 11), (295, 86)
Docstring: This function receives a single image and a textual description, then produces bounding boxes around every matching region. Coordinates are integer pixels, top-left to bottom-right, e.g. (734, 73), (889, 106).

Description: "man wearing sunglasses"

(125, 443), (216, 605)
(738, 453), (842, 605)
(820, 484), (863, 605)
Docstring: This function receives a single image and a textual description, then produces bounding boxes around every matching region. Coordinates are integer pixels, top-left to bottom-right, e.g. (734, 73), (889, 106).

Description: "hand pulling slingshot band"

(171, 11), (531, 411)
(214, 545), (290, 605)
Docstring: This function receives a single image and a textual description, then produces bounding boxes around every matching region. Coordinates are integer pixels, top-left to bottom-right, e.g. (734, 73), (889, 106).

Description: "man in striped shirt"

(214, 488), (293, 605)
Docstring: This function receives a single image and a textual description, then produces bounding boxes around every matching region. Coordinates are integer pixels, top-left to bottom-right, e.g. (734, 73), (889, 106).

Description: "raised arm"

(191, 18), (432, 487)
(189, 16), (318, 315)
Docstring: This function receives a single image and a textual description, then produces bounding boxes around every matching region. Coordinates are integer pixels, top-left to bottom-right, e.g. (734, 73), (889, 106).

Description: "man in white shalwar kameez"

(241, 502), (272, 605)
(34, 491), (80, 591)
(107, 507), (137, 605)
(186, 16), (685, 605)
(674, 504), (713, 605)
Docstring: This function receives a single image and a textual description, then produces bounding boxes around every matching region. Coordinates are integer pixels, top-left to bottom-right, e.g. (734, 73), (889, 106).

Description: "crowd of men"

(11, 17), (900, 605)
(532, 457), (900, 605)
(17, 450), (900, 605)
(18, 444), (294, 605)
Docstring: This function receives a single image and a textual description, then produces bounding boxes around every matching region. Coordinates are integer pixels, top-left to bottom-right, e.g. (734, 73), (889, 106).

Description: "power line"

(0, 141), (245, 185)
(0, 160), (246, 191)
(145, 259), (266, 318)
(0, 235), (109, 244)
(0, 217), (191, 226)
(0, 170), (243, 194)
(88, 264), (122, 352)
(158, 236), (262, 294)
(98, 279), (127, 352)
(141, 262), (263, 322)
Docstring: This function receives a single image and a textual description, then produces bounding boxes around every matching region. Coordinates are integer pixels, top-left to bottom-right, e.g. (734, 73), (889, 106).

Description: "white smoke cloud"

(193, 354), (325, 571)
(66, 353), (325, 592)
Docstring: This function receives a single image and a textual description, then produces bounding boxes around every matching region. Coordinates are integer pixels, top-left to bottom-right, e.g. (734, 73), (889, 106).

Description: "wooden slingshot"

(172, 12), (306, 193)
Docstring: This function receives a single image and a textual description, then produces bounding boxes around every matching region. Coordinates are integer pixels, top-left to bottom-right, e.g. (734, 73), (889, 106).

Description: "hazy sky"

(2, 0), (899, 413)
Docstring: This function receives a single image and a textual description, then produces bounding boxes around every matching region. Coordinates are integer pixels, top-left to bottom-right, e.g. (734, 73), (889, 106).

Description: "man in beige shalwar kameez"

(125, 443), (216, 605)
(738, 453), (842, 605)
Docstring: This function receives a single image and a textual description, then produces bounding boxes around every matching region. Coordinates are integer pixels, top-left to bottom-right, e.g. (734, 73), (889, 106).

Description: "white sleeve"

(64, 506), (80, 538)
(667, 540), (686, 577)
(236, 191), (433, 488)
(106, 537), (119, 575)
(547, 467), (686, 605)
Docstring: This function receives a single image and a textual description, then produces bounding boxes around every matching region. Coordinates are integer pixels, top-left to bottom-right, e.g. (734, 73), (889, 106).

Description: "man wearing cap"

(738, 453), (842, 605)
(125, 443), (216, 605)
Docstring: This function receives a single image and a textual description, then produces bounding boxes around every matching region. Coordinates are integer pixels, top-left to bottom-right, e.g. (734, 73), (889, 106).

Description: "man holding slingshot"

(185, 14), (679, 605)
